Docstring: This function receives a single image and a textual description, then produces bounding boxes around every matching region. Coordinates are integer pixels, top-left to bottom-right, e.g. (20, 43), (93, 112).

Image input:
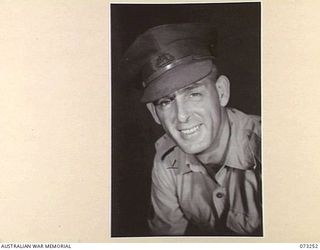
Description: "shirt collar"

(182, 152), (229, 187)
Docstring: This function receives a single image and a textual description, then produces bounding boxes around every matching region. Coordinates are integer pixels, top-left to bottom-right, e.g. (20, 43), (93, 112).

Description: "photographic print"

(111, 2), (261, 237)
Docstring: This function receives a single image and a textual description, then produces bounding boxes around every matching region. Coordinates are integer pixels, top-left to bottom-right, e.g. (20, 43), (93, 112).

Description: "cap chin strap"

(142, 55), (214, 88)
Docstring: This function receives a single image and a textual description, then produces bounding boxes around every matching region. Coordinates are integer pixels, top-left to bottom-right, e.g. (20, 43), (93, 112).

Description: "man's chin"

(179, 143), (208, 155)
(170, 132), (209, 154)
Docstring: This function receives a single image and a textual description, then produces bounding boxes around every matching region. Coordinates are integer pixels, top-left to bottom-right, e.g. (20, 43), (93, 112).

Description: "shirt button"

(216, 192), (224, 198)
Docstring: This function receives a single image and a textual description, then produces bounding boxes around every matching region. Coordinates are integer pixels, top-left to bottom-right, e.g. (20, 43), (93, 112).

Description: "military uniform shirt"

(148, 108), (262, 236)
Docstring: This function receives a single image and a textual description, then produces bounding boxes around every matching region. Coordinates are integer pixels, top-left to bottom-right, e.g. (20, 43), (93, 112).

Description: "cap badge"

(156, 53), (175, 68)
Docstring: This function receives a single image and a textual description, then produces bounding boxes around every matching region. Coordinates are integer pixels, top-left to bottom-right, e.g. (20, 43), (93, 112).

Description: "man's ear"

(215, 75), (230, 107)
(146, 103), (161, 125)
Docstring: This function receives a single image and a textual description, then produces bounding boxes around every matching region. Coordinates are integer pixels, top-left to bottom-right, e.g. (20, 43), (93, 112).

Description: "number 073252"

(299, 244), (319, 248)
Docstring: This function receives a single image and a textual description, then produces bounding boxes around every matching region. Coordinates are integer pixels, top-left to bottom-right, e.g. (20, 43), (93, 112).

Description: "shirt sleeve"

(148, 157), (188, 235)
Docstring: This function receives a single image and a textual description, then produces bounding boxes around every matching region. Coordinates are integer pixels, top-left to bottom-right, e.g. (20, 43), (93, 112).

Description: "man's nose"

(175, 97), (190, 123)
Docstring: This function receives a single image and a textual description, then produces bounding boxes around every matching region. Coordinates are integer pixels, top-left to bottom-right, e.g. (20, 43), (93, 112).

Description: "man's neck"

(196, 110), (230, 166)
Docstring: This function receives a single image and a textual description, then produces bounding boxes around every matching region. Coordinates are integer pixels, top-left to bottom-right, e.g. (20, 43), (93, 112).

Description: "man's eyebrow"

(153, 93), (176, 105)
(154, 83), (204, 104)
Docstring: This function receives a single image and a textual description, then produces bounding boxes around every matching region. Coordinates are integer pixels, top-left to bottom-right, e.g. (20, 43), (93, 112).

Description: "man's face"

(151, 74), (228, 155)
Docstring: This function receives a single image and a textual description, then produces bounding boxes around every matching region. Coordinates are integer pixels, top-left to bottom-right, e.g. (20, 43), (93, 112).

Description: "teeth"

(180, 125), (200, 135)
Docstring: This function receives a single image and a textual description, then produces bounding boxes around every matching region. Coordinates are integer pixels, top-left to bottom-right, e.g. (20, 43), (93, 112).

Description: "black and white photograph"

(3, 0), (320, 246)
(111, 2), (262, 237)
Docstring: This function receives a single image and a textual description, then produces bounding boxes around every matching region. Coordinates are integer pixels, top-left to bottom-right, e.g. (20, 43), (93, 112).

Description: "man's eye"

(190, 92), (202, 98)
(157, 99), (172, 107)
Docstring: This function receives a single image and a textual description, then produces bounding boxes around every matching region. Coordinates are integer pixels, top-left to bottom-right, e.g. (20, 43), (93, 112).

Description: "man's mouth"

(180, 125), (201, 135)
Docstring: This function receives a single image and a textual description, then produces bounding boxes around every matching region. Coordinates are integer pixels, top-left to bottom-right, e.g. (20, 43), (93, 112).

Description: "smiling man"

(122, 23), (262, 236)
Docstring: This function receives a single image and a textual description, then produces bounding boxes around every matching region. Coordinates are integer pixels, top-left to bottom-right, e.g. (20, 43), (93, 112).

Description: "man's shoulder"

(154, 134), (178, 165)
(152, 134), (182, 177)
(155, 134), (175, 153)
(226, 108), (261, 168)
(227, 108), (261, 136)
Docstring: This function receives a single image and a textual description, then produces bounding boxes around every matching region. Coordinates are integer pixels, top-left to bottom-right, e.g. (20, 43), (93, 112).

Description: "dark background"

(111, 3), (261, 237)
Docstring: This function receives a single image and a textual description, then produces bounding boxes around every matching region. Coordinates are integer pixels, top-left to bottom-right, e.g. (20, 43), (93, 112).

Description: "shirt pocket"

(226, 209), (261, 235)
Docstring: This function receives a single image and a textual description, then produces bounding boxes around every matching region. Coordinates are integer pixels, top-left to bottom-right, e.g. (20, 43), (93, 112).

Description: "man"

(122, 23), (262, 236)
